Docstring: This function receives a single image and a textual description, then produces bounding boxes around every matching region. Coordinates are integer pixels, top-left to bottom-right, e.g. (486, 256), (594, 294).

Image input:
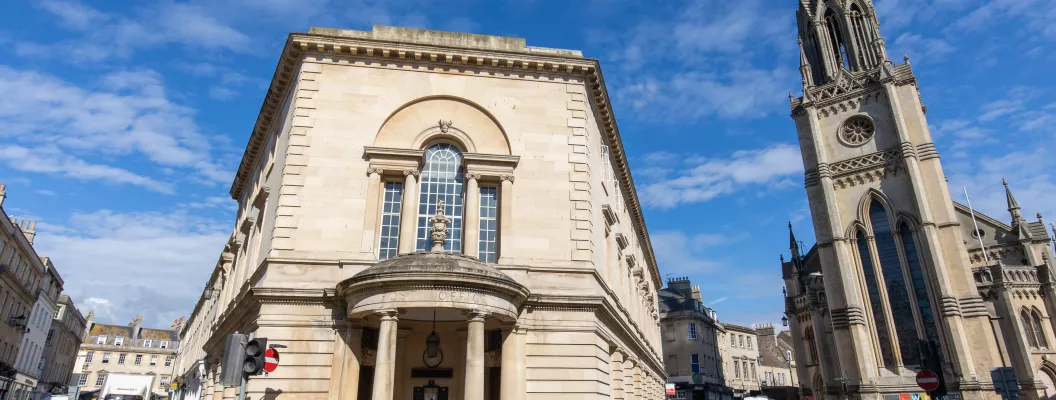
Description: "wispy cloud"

(37, 208), (230, 327)
(0, 66), (234, 191)
(639, 144), (803, 208)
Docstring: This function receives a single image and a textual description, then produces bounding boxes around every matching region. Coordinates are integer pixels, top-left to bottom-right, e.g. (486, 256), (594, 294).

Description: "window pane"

(378, 182), (403, 260)
(870, 203), (920, 365)
(900, 223), (940, 347)
(416, 144), (465, 252)
(857, 230), (896, 367)
(478, 186), (499, 263)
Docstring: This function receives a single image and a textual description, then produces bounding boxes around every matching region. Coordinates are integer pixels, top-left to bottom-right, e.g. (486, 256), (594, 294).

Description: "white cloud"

(893, 33), (955, 60)
(35, 209), (229, 327)
(36, 189), (56, 196)
(28, 0), (253, 62)
(0, 66), (233, 190)
(619, 68), (794, 121)
(640, 144), (804, 208)
(37, 0), (109, 29)
(978, 99), (1023, 122)
(209, 86), (238, 101)
(0, 145), (174, 193)
(710, 296), (729, 305)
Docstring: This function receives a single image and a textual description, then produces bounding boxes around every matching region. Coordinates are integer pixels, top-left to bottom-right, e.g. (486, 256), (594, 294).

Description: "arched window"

(1033, 309), (1049, 348)
(870, 202), (921, 365)
(1023, 310), (1040, 348)
(848, 3), (870, 68)
(416, 143), (465, 252)
(856, 230), (895, 367)
(805, 327), (819, 364)
(824, 9), (850, 70)
(900, 222), (940, 345)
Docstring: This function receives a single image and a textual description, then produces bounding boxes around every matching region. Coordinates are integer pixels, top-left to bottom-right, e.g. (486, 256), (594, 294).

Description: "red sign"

(665, 383), (676, 396)
(264, 348), (280, 373)
(916, 370), (939, 392)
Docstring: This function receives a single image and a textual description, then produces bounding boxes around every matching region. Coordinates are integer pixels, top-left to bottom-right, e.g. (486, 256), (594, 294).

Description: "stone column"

(362, 168), (383, 253)
(340, 326), (363, 398)
(371, 310), (399, 400)
(464, 174), (481, 258)
(498, 175), (514, 261)
(500, 325), (525, 400)
(465, 311), (488, 400)
(398, 170), (419, 254)
(327, 325), (348, 400)
(610, 350), (625, 400)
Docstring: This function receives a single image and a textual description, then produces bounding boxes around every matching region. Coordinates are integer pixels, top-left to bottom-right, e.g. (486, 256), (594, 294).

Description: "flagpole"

(963, 186), (990, 264)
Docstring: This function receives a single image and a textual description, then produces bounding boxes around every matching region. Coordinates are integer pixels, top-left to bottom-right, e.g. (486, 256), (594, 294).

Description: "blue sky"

(0, 0), (1054, 329)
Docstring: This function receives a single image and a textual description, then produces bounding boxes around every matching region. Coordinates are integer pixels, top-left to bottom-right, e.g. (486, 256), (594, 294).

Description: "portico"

(337, 209), (531, 400)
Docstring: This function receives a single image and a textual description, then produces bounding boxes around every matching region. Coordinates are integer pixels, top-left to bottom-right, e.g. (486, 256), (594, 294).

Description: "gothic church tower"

(785, 1), (1009, 399)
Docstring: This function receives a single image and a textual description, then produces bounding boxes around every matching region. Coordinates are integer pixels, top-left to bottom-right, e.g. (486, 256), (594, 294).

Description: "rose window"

(840, 116), (875, 145)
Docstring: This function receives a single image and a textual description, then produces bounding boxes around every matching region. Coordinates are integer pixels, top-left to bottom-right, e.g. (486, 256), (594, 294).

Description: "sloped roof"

(89, 324), (133, 338)
(1028, 222), (1050, 241)
(140, 328), (178, 341)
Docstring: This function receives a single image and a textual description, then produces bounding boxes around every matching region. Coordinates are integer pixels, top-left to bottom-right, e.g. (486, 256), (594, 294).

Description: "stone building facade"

(75, 314), (181, 399)
(11, 257), (62, 400)
(40, 295), (85, 396)
(782, 1), (1056, 400)
(0, 185), (49, 400)
(722, 324), (760, 398)
(659, 278), (730, 400)
(171, 25), (666, 400)
(756, 326), (796, 400)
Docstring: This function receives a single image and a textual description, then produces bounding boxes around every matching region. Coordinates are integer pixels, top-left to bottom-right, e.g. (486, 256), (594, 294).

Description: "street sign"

(263, 348), (280, 373)
(666, 383), (676, 396)
(916, 370), (940, 392)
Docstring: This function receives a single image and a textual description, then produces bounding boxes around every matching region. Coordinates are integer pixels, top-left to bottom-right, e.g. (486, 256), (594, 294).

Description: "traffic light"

(243, 338), (269, 376)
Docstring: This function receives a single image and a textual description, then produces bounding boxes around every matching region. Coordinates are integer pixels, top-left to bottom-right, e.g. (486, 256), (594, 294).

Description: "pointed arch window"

(856, 229), (896, 366)
(824, 9), (850, 70)
(1033, 310), (1049, 348)
(848, 3), (871, 68)
(900, 222), (940, 345)
(416, 144), (466, 252)
(869, 202), (921, 365)
(1024, 310), (1041, 348)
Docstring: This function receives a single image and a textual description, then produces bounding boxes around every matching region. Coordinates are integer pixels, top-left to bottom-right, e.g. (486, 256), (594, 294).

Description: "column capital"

(403, 169), (420, 177)
(375, 309), (400, 321)
(366, 167), (384, 176)
(465, 309), (489, 322)
(466, 173), (482, 180)
(500, 174), (515, 183)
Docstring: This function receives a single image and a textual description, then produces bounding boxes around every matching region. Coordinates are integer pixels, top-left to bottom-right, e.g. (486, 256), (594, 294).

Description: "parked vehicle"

(99, 374), (155, 400)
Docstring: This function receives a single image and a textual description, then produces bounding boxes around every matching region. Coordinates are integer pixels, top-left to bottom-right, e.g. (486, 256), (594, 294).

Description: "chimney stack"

(11, 218), (37, 244)
(691, 284), (703, 303)
(0, 182), (6, 207)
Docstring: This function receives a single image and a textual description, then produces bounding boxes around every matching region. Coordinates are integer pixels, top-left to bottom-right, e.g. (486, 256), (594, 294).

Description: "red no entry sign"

(264, 348), (280, 373)
(916, 370), (939, 392)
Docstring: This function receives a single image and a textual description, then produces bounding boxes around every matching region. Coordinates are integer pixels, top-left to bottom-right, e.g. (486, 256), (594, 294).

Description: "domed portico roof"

(337, 201), (529, 321)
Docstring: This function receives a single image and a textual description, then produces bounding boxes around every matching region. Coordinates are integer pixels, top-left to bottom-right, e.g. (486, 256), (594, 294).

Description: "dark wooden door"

(358, 366), (374, 400)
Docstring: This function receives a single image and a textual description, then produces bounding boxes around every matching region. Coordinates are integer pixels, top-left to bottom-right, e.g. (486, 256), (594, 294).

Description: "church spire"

(1003, 178), (1023, 222)
(789, 222), (801, 260)
(798, 36), (814, 87)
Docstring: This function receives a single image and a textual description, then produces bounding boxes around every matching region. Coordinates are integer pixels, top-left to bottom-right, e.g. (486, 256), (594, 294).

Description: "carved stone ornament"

(839, 116), (875, 146)
(438, 119), (453, 133)
(429, 199), (451, 251)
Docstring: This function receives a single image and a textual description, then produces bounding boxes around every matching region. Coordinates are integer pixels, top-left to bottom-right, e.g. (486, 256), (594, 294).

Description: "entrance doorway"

(412, 382), (449, 400)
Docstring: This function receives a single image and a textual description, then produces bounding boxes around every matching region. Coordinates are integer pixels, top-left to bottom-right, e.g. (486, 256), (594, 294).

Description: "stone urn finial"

(429, 199), (451, 251)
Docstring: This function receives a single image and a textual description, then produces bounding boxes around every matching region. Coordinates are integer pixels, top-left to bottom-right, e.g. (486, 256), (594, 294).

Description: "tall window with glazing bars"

(375, 143), (502, 263)
(854, 199), (940, 368)
(378, 182), (403, 260)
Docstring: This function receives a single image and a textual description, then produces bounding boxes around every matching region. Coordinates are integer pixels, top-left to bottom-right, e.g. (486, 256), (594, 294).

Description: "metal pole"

(963, 186), (990, 264)
(238, 333), (252, 400)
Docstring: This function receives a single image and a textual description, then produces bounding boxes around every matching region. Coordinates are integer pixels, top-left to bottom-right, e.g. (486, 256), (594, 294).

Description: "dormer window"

(143, 339), (153, 347)
(160, 341), (169, 349)
(96, 336), (106, 345)
(114, 337), (124, 346)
